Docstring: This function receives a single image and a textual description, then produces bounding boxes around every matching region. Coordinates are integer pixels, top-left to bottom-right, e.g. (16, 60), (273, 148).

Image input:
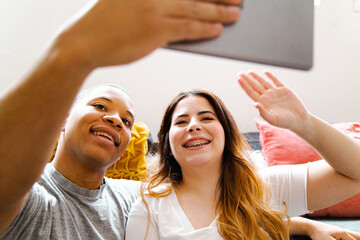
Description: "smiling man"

(0, 0), (242, 238)
(53, 85), (135, 189)
(1, 84), (141, 239)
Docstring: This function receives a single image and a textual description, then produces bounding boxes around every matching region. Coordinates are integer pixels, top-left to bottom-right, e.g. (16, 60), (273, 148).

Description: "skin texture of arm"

(288, 217), (360, 240)
(237, 71), (360, 211)
(0, 0), (242, 233)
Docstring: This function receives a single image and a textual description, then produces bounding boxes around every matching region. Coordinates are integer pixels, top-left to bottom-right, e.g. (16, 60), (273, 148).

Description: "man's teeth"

(93, 131), (114, 143)
(185, 140), (210, 148)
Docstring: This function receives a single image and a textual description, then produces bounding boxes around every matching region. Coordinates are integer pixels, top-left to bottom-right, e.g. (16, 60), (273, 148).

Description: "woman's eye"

(202, 116), (214, 121)
(93, 104), (106, 111)
(175, 120), (187, 125)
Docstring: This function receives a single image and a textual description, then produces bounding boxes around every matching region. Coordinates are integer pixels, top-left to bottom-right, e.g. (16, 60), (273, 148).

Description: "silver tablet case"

(167, 0), (314, 70)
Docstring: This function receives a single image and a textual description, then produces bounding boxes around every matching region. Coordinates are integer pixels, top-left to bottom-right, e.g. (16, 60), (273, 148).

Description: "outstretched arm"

(288, 217), (360, 240)
(0, 0), (242, 233)
(238, 71), (360, 211)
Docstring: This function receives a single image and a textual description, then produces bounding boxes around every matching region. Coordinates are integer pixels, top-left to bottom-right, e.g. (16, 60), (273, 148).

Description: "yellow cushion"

(105, 122), (149, 181)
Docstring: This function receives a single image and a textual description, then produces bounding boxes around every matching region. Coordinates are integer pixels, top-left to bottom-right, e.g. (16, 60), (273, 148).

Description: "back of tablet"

(168, 0), (314, 70)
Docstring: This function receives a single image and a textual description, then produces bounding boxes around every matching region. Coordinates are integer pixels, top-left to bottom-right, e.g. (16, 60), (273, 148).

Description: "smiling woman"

(126, 88), (289, 240)
(125, 72), (360, 240)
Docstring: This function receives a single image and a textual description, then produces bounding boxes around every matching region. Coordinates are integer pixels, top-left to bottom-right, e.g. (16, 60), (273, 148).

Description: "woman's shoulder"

(134, 184), (174, 208)
(147, 183), (172, 194)
(142, 183), (173, 201)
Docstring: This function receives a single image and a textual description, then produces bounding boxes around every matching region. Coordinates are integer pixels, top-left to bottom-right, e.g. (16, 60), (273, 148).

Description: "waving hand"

(238, 71), (309, 133)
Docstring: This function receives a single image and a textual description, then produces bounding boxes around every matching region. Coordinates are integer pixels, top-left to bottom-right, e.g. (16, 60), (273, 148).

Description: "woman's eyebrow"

(198, 111), (216, 116)
(173, 113), (189, 119)
(174, 111), (215, 119)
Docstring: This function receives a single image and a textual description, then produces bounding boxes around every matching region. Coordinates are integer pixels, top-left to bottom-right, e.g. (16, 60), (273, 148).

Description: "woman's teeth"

(184, 140), (210, 148)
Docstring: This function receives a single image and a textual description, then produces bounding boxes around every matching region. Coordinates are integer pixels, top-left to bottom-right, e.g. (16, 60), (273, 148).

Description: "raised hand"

(237, 71), (309, 133)
(55, 0), (242, 70)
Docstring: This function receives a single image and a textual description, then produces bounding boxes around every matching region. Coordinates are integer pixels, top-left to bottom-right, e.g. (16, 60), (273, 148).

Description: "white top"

(125, 163), (309, 240)
(259, 163), (309, 217)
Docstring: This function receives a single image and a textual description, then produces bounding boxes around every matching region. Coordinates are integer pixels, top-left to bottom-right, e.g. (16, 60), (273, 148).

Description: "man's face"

(63, 86), (135, 171)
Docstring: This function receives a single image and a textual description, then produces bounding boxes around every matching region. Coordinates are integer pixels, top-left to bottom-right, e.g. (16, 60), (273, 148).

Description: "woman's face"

(169, 95), (225, 172)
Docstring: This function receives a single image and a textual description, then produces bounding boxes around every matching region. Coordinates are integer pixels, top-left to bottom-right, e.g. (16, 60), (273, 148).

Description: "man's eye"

(122, 119), (131, 127)
(94, 104), (106, 111)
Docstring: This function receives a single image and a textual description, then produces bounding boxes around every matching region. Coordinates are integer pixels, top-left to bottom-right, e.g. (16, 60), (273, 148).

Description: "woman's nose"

(188, 127), (200, 132)
(187, 119), (201, 132)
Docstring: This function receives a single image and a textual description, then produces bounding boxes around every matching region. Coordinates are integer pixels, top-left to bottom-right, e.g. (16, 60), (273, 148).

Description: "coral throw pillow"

(255, 119), (360, 217)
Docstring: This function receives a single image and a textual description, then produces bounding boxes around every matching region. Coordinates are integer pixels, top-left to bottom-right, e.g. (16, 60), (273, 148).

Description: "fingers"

(255, 102), (275, 124)
(159, 0), (241, 43)
(237, 74), (261, 101)
(237, 71), (284, 97)
(202, 0), (242, 5)
(264, 71), (285, 87)
(331, 230), (360, 240)
(249, 71), (273, 90)
(238, 72), (267, 96)
(238, 73), (276, 125)
(164, 18), (224, 42)
(340, 233), (356, 240)
(349, 231), (360, 240)
(163, 0), (241, 24)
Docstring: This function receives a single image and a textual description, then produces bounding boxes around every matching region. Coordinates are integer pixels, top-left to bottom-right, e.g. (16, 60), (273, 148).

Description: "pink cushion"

(255, 119), (360, 217)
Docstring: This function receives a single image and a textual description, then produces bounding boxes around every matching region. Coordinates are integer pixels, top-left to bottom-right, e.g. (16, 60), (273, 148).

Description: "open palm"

(238, 71), (308, 132)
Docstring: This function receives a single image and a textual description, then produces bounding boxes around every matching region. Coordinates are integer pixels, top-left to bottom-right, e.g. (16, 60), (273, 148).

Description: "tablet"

(168, 0), (314, 70)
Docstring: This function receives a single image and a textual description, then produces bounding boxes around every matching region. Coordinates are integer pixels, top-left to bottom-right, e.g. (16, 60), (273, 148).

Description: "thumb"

(255, 102), (275, 126)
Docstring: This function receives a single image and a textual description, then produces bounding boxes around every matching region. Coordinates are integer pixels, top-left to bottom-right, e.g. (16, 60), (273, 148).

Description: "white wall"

(1, 0), (359, 139)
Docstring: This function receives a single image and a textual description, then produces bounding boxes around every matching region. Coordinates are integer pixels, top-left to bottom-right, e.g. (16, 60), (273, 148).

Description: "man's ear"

(61, 116), (70, 133)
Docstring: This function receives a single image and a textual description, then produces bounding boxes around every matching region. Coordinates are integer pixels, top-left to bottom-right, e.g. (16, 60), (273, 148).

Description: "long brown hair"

(142, 89), (289, 240)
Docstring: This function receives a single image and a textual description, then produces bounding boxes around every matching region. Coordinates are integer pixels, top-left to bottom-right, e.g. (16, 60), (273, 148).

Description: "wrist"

(293, 113), (316, 140)
(289, 217), (316, 236)
(303, 219), (316, 236)
(49, 32), (95, 78)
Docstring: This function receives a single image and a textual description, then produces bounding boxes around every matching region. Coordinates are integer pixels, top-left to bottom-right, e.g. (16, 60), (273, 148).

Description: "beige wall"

(1, 0), (359, 139)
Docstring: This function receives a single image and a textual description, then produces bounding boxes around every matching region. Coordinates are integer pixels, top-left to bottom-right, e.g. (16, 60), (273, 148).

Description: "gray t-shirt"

(0, 164), (140, 239)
